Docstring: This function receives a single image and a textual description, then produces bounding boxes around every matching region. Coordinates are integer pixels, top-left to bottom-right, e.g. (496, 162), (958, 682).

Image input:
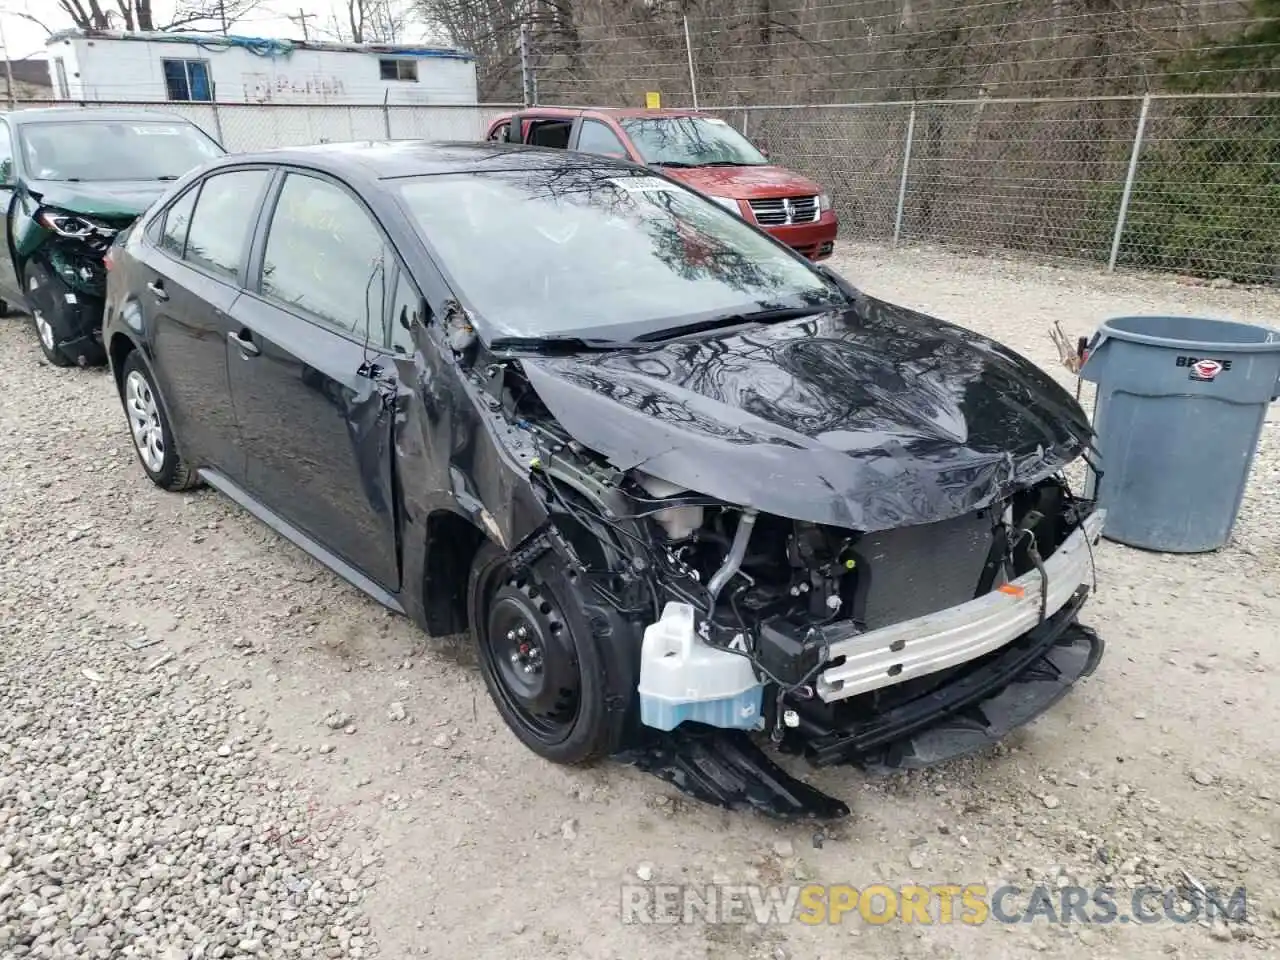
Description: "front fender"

(11, 188), (45, 263)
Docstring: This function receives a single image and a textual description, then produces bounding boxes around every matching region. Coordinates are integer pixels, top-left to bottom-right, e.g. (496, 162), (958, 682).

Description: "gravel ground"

(2, 244), (1279, 960)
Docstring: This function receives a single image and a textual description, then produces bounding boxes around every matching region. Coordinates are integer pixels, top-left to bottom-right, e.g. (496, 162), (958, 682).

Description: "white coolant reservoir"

(637, 602), (765, 732)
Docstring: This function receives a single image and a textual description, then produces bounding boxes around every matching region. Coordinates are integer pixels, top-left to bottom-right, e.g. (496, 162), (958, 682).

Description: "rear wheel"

(118, 351), (199, 492)
(468, 541), (637, 764)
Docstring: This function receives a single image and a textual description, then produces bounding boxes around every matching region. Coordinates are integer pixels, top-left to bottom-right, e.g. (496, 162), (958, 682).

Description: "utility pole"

(519, 22), (532, 106)
(288, 7), (317, 40)
(0, 15), (16, 110)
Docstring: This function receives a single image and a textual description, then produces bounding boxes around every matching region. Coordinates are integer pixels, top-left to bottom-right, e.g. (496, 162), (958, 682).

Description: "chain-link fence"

(705, 93), (1279, 282)
(3, 93), (1277, 281)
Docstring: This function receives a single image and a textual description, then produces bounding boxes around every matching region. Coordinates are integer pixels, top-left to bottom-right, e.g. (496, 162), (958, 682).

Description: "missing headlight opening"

(486, 343), (1105, 820)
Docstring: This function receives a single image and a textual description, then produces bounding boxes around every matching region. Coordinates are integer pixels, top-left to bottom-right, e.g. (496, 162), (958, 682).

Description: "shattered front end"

(609, 476), (1106, 817)
(472, 297), (1107, 819)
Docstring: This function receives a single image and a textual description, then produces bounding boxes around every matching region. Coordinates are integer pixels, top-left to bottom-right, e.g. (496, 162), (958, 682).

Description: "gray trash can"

(1080, 315), (1280, 553)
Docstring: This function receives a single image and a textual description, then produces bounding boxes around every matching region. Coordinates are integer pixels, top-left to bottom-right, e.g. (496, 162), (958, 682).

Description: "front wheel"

(468, 541), (638, 764)
(118, 351), (200, 492)
(26, 262), (106, 367)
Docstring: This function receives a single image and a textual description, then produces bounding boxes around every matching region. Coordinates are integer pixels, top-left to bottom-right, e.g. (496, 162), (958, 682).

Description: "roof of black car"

(5, 107), (200, 126)
(226, 140), (629, 180)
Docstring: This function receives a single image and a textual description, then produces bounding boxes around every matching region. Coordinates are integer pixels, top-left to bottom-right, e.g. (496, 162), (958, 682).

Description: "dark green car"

(0, 108), (225, 366)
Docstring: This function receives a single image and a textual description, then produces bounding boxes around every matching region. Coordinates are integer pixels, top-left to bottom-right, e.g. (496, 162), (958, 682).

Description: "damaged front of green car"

(0, 109), (225, 367)
(8, 179), (170, 366)
(9, 181), (165, 366)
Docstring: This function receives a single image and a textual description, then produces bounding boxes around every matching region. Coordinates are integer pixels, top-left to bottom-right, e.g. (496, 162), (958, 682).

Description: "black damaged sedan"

(104, 142), (1105, 817)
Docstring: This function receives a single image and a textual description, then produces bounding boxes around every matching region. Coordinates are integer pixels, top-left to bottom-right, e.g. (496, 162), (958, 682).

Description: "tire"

(26, 261), (105, 367)
(468, 541), (638, 764)
(118, 350), (200, 492)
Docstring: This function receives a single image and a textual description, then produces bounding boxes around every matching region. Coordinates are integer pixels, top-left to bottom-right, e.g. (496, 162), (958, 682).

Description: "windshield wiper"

(488, 334), (647, 353)
(649, 160), (697, 168)
(695, 160), (762, 167)
(634, 305), (832, 343)
(156, 175), (181, 181)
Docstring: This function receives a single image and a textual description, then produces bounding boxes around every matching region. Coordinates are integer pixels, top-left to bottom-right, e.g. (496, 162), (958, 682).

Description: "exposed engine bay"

(473, 341), (1105, 818)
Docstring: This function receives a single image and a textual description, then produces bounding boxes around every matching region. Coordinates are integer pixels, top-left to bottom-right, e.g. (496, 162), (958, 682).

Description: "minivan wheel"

(468, 541), (635, 765)
(118, 351), (199, 492)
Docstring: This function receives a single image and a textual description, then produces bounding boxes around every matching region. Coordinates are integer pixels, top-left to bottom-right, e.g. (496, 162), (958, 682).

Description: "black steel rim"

(479, 568), (582, 744)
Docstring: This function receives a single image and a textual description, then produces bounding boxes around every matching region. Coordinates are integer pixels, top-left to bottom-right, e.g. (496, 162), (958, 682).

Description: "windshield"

(620, 117), (767, 167)
(19, 120), (225, 182)
(396, 167), (842, 342)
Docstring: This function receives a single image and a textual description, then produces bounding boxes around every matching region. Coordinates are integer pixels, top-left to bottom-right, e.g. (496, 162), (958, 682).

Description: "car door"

(134, 167), (273, 480)
(0, 119), (23, 305)
(225, 169), (400, 592)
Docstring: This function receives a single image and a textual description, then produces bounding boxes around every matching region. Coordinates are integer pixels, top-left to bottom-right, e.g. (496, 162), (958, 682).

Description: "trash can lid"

(1097, 315), (1280, 354)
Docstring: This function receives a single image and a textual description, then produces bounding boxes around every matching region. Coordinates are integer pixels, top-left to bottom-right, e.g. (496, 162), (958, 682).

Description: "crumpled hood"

(25, 179), (169, 219)
(519, 296), (1093, 530)
(662, 164), (825, 200)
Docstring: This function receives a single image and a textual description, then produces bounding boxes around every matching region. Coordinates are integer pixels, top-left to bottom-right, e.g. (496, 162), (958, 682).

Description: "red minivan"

(485, 107), (838, 261)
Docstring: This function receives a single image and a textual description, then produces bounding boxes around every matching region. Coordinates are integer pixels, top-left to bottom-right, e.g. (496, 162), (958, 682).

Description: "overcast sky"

(1, 1), (429, 60)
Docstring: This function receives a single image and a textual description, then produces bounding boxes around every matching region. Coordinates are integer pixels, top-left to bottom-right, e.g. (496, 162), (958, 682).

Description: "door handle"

(228, 329), (260, 358)
(146, 280), (169, 302)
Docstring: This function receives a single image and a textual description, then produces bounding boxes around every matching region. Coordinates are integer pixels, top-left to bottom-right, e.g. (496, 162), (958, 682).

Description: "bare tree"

(37, 0), (259, 34)
(416, 0), (528, 98)
(326, 0), (415, 42)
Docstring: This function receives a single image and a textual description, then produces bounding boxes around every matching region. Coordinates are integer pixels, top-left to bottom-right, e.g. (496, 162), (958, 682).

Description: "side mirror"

(0, 159), (12, 186)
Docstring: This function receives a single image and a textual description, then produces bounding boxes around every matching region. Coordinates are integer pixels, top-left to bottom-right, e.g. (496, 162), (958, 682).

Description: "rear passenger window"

(527, 120), (572, 148)
(260, 173), (385, 338)
(184, 169), (270, 279)
(487, 122), (509, 143)
(159, 185), (198, 256)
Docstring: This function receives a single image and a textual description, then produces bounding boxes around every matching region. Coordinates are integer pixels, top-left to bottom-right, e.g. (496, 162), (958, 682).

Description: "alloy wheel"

(28, 275), (55, 351)
(33, 308), (54, 351)
(125, 370), (166, 473)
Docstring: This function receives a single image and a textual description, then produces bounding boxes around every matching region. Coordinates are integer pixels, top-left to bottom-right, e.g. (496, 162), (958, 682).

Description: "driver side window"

(260, 173), (387, 340)
(577, 120), (627, 158)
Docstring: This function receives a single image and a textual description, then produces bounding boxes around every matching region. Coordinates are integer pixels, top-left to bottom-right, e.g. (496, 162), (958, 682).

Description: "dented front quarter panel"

(393, 322), (550, 629)
(518, 295), (1094, 530)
